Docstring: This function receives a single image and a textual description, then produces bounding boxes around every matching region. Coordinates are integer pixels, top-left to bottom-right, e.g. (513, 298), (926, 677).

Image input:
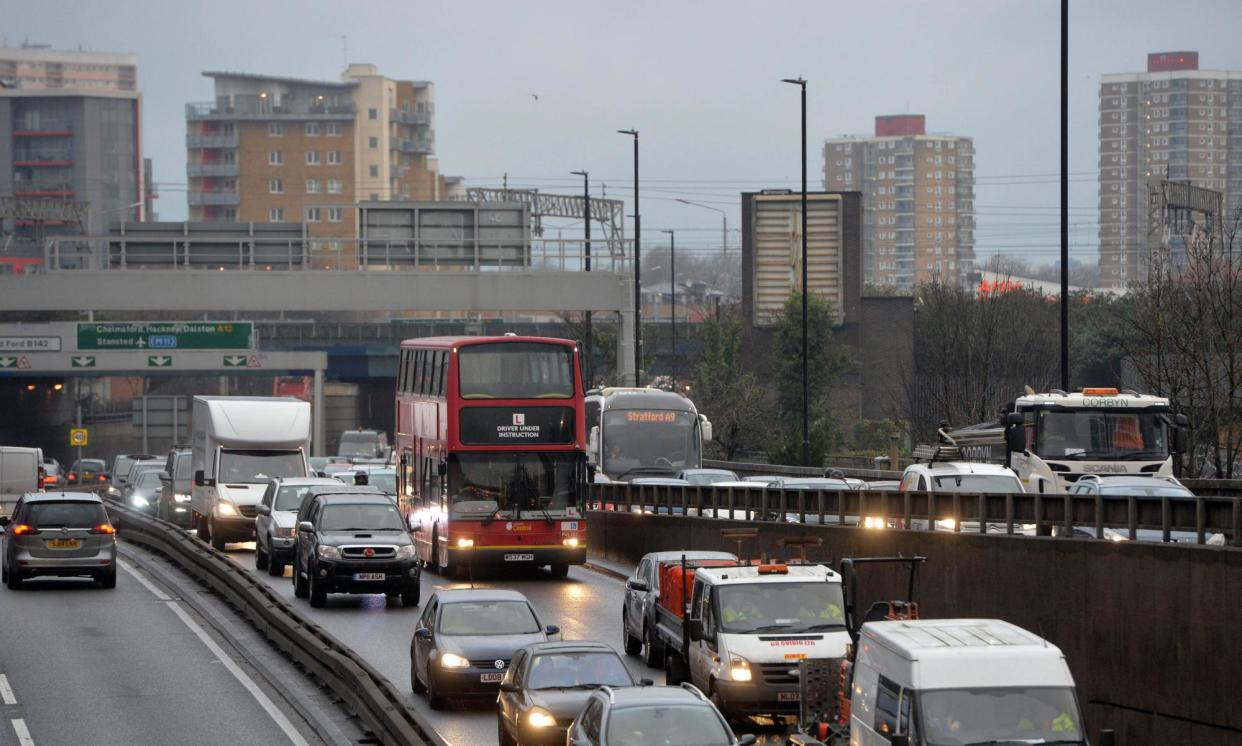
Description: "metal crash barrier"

(104, 502), (440, 746)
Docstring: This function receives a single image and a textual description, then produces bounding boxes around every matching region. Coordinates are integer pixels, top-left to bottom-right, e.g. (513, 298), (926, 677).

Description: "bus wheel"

(549, 563), (569, 579)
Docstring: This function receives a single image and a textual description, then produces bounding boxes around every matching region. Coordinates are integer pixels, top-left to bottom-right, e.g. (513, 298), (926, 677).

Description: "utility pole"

(783, 76), (810, 467)
(1059, 0), (1070, 391)
(571, 170), (592, 387)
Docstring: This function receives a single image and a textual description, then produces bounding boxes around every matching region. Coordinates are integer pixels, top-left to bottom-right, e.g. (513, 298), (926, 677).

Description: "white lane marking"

(120, 562), (309, 746)
(0, 674), (15, 705)
(12, 718), (35, 746)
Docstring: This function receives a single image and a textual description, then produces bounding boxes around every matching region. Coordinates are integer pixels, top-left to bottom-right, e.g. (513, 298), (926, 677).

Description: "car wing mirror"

(545, 624), (560, 636)
(639, 677), (653, 686)
(889, 736), (909, 746)
(737, 736), (759, 746)
(297, 521), (314, 533)
(414, 627), (433, 640)
(255, 504), (271, 515)
(626, 579), (649, 592)
(499, 681), (520, 693)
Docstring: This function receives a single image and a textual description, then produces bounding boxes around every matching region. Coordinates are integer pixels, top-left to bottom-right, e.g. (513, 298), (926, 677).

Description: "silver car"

(1, 491), (118, 589)
(124, 469), (164, 515)
(254, 477), (341, 577)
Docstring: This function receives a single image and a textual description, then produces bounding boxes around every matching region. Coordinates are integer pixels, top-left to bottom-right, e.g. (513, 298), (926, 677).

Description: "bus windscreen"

(458, 342), (574, 399)
(447, 452), (579, 518)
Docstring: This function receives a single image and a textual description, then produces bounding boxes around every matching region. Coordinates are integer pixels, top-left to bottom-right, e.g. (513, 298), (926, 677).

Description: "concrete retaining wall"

(587, 511), (1242, 745)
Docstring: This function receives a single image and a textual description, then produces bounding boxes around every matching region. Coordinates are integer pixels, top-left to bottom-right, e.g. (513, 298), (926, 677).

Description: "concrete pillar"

(616, 309), (637, 386)
(312, 367), (326, 458)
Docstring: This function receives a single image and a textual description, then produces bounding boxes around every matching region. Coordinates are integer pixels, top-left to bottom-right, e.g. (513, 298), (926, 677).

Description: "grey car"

(565, 683), (755, 746)
(109, 453), (156, 498)
(622, 551), (736, 667)
(123, 470), (163, 515)
(157, 448), (194, 527)
(1, 492), (118, 589)
(255, 476), (342, 576)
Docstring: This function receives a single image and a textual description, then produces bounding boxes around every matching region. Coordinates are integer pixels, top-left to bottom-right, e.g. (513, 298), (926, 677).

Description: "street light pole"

(782, 76), (810, 467)
(675, 196), (728, 274)
(571, 170), (592, 387)
(618, 129), (641, 386)
(661, 230), (675, 375)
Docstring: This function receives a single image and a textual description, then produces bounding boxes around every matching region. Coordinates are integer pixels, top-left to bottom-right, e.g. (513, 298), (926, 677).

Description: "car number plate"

(777, 691), (800, 702)
(480, 672), (504, 683)
(352, 572), (386, 581)
(504, 553), (534, 562)
(47, 539), (82, 549)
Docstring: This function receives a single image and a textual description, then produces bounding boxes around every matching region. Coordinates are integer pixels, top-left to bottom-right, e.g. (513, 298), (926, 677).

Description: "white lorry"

(657, 558), (851, 721)
(191, 396), (311, 551)
(585, 387), (712, 482)
(929, 387), (1190, 494)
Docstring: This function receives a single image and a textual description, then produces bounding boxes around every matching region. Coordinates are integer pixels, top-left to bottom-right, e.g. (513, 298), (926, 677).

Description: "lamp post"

(618, 129), (641, 386)
(782, 76), (810, 467)
(675, 198), (728, 287)
(660, 230), (676, 375)
(571, 170), (592, 387)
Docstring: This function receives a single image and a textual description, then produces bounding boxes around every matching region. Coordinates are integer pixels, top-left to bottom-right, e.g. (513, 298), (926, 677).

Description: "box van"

(1, 446), (42, 517)
(848, 619), (1083, 745)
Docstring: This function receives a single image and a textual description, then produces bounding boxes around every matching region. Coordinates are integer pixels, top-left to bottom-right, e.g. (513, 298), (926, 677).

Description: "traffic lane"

(0, 570), (299, 746)
(236, 547), (664, 746)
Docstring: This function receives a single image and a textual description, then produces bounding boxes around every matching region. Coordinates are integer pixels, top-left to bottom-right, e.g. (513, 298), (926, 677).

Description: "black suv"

(292, 485), (420, 608)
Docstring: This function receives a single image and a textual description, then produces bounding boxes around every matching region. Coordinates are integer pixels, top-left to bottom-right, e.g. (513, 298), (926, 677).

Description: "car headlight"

(107, 486), (121, 497)
(729, 656), (752, 682)
(281, 526), (298, 538)
(527, 708), (557, 728)
(131, 495), (150, 508)
(317, 545), (340, 559)
(395, 544), (416, 559)
(439, 652), (470, 669)
(863, 516), (886, 530)
(216, 501), (239, 517)
(174, 493), (192, 503)
(935, 518), (957, 531)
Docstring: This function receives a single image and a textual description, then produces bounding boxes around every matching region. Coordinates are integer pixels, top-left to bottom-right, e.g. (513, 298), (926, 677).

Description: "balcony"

(14, 121), (73, 137)
(390, 108), (431, 126)
(395, 137), (433, 154)
(187, 190), (240, 206)
(14, 182), (73, 197)
(186, 133), (239, 149)
(187, 100), (356, 122)
(187, 162), (240, 177)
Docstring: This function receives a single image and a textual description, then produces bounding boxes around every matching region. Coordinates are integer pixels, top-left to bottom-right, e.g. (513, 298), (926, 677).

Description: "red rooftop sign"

(1147, 52), (1198, 72)
(875, 115), (925, 137)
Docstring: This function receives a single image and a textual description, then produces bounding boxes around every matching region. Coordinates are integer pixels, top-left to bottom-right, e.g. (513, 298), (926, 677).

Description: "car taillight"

(12, 524), (39, 536)
(90, 524), (115, 535)
(44, 475), (60, 485)
(98, 474), (108, 482)
(68, 472), (77, 481)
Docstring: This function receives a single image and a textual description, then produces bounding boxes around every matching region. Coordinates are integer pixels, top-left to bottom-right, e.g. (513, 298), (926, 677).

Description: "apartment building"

(823, 115), (975, 289)
(0, 45), (144, 247)
(1098, 52), (1242, 288)
(185, 64), (443, 245)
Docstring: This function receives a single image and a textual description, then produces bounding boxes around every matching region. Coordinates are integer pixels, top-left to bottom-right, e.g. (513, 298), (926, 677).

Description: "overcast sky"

(6, 0), (1240, 265)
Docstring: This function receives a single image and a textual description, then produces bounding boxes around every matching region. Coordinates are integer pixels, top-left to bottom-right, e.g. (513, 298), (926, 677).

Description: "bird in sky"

(529, 93), (539, 101)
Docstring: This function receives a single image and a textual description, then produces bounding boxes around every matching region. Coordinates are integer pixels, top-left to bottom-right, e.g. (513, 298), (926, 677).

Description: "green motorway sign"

(77, 322), (252, 351)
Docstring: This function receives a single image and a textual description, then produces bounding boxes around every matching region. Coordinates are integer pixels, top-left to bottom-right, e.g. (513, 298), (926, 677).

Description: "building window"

(369, 164), (379, 178)
(306, 179), (321, 194)
(328, 178), (342, 194)
(368, 136), (378, 149)
(305, 122), (319, 136)
(268, 150), (283, 165)
(268, 122), (282, 136)
(305, 207), (321, 222)
(269, 207), (284, 222)
(328, 207), (343, 222)
(306, 150), (321, 165)
(269, 178), (283, 194)
(326, 122), (342, 136)
(327, 150), (341, 165)
(368, 108), (377, 120)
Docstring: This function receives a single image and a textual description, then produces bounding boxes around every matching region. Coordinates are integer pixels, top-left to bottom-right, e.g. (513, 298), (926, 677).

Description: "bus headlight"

(730, 656), (752, 682)
(562, 537), (580, 548)
(456, 537), (474, 548)
(863, 516), (886, 530)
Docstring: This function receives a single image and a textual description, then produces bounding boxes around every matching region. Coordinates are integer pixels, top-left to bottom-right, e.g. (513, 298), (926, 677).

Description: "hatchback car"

(124, 469), (164, 515)
(411, 588), (559, 710)
(498, 641), (646, 746)
(291, 487), (420, 608)
(565, 683), (755, 746)
(255, 477), (342, 576)
(67, 459), (110, 487)
(1, 492), (117, 589)
(156, 447), (194, 527)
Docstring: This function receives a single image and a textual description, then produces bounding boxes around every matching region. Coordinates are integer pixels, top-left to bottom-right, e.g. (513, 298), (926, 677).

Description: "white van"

(1, 446), (43, 517)
(849, 619), (1083, 745)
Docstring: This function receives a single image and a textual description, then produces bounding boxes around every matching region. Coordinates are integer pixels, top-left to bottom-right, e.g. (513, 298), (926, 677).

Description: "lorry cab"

(849, 619), (1083, 746)
(683, 563), (850, 720)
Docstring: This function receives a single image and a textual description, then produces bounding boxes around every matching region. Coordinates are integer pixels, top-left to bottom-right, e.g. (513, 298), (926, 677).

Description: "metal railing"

(394, 137), (433, 154)
(589, 483), (1242, 547)
(186, 133), (239, 148)
(390, 109), (431, 126)
(186, 162), (240, 177)
(186, 100), (356, 121)
(104, 501), (440, 745)
(186, 191), (240, 206)
(43, 236), (634, 274)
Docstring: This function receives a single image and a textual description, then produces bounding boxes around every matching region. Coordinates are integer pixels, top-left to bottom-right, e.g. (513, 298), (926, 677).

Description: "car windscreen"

(339, 432), (381, 458)
(458, 342), (575, 399)
(438, 601), (540, 636)
(275, 485), (314, 512)
(605, 705), (731, 746)
(114, 456), (137, 479)
(135, 471), (162, 488)
(174, 455), (192, 480)
(919, 686), (1082, 745)
(931, 474), (1023, 494)
(218, 450), (305, 483)
(716, 580), (846, 634)
(684, 472), (737, 486)
(317, 502), (405, 531)
(526, 652), (634, 690)
(364, 472), (396, 494)
(26, 501), (108, 528)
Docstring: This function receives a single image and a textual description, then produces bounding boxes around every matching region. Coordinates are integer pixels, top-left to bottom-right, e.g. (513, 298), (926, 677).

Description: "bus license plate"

(352, 572), (385, 581)
(480, 672), (504, 683)
(778, 692), (800, 702)
(504, 553), (534, 562)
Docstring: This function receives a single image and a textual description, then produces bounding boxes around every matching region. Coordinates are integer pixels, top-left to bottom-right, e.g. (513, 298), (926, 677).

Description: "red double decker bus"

(394, 335), (587, 578)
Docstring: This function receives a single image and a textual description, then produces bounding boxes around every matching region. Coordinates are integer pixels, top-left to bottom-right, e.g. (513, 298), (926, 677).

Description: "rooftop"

(203, 70), (357, 89)
(434, 588), (531, 603)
